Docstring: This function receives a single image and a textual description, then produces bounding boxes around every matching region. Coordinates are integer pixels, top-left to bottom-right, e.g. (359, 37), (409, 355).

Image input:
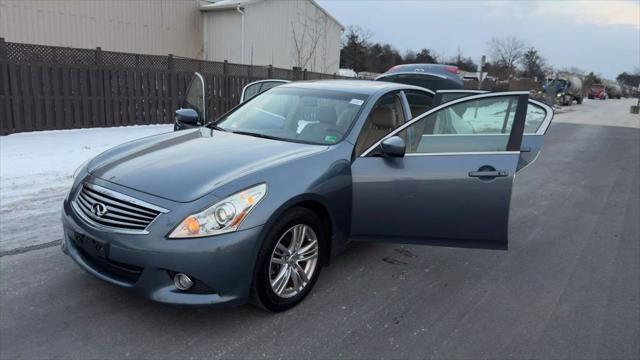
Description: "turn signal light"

(185, 217), (200, 235)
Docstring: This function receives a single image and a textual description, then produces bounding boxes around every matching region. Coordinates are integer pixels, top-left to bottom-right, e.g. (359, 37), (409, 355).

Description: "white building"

(0, 0), (343, 73)
(201, 0), (343, 73)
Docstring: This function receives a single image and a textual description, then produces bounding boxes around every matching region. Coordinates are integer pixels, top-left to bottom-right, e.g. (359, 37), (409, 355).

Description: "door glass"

(243, 81), (286, 102)
(524, 103), (547, 133)
(355, 91), (405, 156)
(404, 90), (433, 118)
(399, 96), (520, 153)
(242, 83), (262, 102)
(183, 75), (205, 120)
(440, 92), (477, 103)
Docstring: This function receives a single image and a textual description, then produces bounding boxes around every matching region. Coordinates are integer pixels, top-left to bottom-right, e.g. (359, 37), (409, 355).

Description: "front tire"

(251, 207), (325, 312)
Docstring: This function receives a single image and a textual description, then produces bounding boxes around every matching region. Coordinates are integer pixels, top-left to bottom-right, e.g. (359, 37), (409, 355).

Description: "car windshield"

(216, 87), (368, 145)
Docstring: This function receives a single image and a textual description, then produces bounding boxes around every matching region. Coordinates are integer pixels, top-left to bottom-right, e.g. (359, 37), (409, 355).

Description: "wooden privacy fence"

(0, 39), (341, 135)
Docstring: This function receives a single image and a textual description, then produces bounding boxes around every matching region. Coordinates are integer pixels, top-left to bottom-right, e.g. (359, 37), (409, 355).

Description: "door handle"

(468, 170), (509, 178)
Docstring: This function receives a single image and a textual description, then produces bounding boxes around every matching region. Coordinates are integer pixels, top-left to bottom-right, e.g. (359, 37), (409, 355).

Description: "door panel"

(351, 92), (530, 250)
(351, 153), (518, 249)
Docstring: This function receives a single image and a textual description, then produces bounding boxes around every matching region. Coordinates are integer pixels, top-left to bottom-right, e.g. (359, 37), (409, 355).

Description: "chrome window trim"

(360, 91), (531, 157)
(240, 79), (290, 102)
(405, 151), (520, 157)
(436, 89), (488, 94)
(71, 183), (169, 235)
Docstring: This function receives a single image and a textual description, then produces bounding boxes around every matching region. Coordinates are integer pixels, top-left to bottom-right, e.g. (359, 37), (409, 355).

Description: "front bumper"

(61, 191), (265, 307)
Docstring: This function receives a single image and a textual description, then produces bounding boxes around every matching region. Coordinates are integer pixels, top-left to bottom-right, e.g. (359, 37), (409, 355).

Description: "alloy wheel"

(269, 224), (319, 298)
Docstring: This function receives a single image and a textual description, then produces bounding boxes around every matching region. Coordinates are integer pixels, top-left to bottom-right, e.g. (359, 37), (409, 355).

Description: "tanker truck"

(547, 73), (584, 106)
(605, 82), (622, 99)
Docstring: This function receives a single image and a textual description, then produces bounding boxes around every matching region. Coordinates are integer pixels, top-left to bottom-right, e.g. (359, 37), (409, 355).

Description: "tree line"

(339, 25), (638, 87)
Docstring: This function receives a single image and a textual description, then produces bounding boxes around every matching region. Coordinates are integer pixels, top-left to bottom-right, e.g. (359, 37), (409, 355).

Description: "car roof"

(277, 80), (428, 96)
(382, 63), (454, 74)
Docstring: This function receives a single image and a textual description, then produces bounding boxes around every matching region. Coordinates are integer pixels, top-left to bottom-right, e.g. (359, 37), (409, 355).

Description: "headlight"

(556, 94), (562, 97)
(169, 183), (267, 238)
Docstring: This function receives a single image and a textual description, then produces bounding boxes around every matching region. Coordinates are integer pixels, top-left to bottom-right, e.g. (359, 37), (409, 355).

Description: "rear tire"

(576, 96), (583, 104)
(251, 207), (325, 312)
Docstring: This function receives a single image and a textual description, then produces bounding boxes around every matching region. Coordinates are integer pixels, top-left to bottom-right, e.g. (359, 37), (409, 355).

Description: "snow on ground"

(0, 125), (173, 253)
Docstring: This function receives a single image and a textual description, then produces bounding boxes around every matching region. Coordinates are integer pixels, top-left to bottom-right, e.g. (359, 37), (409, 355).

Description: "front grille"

(72, 183), (167, 233)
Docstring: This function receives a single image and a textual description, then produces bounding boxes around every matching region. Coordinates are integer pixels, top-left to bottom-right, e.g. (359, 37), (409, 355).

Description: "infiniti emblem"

(92, 202), (108, 217)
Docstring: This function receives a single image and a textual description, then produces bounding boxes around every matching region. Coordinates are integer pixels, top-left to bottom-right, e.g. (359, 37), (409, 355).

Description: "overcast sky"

(317, 0), (640, 79)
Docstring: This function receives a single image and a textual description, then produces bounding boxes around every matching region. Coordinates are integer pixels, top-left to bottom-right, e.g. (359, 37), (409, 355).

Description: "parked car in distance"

(588, 84), (607, 100)
(63, 79), (554, 311)
(375, 63), (465, 91)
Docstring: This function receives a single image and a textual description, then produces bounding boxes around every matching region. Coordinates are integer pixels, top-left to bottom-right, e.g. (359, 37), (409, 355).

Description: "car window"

(183, 74), (205, 120)
(404, 90), (433, 118)
(524, 103), (547, 133)
(355, 91), (405, 156)
(439, 92), (479, 104)
(243, 81), (286, 102)
(217, 87), (367, 145)
(437, 93), (546, 134)
(398, 96), (520, 153)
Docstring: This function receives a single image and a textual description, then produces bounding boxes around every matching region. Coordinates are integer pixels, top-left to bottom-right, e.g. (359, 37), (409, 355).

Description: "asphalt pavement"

(1, 98), (638, 359)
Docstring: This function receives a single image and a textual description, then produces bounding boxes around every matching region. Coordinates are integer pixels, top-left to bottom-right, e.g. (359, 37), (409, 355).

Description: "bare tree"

(487, 36), (526, 79)
(290, 4), (325, 72)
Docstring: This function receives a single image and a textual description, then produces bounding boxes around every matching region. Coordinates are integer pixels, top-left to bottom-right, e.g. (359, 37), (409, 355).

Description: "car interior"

(355, 92), (406, 155)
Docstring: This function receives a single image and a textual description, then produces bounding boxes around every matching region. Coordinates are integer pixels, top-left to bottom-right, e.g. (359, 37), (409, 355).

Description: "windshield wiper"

(230, 130), (283, 141)
(205, 123), (227, 131)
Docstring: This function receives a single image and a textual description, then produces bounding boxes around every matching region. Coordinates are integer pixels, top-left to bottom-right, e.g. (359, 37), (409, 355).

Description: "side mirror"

(380, 136), (406, 157)
(175, 108), (201, 126)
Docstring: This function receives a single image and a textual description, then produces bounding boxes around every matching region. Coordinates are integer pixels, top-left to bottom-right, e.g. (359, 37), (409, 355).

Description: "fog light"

(173, 273), (194, 290)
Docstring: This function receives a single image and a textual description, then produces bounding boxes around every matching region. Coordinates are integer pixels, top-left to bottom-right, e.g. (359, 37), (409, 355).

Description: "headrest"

(371, 107), (395, 128)
(317, 106), (337, 124)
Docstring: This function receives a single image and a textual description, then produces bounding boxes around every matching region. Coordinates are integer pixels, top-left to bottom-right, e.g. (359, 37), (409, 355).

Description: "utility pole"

(478, 55), (486, 90)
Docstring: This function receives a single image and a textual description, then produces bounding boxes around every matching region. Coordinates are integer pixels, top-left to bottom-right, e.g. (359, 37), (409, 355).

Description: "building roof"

(199, 0), (344, 30)
(200, 0), (259, 11)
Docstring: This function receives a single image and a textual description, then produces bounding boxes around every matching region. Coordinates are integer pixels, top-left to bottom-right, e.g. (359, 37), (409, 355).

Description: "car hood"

(88, 128), (326, 202)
